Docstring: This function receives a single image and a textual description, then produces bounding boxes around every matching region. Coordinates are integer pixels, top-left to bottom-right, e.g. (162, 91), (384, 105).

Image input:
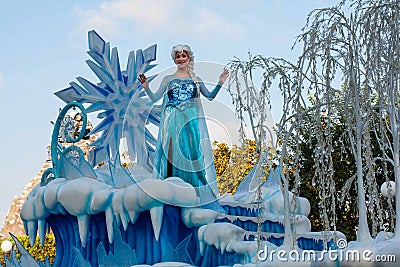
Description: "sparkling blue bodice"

(166, 79), (198, 109)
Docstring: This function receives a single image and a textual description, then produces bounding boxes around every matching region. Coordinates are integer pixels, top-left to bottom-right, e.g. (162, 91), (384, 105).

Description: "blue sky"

(0, 0), (339, 223)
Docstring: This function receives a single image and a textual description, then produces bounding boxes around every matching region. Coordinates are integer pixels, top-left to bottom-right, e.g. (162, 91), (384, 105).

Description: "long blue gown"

(144, 75), (221, 196)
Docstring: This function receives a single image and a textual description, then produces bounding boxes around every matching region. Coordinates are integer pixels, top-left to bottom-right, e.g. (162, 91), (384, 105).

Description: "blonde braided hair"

(171, 44), (200, 91)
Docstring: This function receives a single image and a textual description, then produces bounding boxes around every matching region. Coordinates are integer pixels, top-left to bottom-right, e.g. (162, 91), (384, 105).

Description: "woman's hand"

(138, 74), (149, 89)
(218, 68), (229, 85)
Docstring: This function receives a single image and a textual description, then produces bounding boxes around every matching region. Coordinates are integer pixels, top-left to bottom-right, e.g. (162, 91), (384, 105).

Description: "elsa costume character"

(139, 45), (228, 204)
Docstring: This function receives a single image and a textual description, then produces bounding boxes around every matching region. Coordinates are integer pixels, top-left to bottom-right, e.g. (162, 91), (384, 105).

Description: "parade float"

(2, 30), (337, 267)
(6, 1), (400, 266)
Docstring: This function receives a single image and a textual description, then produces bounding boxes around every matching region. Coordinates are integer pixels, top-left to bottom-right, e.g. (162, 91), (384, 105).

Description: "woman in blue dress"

(138, 44), (228, 198)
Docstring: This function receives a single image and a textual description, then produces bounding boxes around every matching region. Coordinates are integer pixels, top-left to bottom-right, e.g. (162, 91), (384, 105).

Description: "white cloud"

(73, 5), (122, 38)
(74, 0), (246, 41)
(193, 10), (245, 38)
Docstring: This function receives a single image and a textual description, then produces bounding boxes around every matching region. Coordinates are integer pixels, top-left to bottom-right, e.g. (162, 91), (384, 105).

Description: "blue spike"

(54, 86), (81, 103)
(144, 63), (158, 73)
(96, 224), (138, 266)
(146, 113), (161, 125)
(143, 44), (157, 62)
(126, 143), (136, 164)
(199, 185), (226, 213)
(109, 125), (121, 160)
(72, 247), (92, 267)
(98, 109), (114, 119)
(102, 126), (118, 152)
(145, 128), (157, 143)
(110, 152), (135, 188)
(96, 242), (114, 266)
(138, 89), (148, 98)
(90, 137), (107, 150)
(69, 80), (89, 94)
(60, 152), (85, 179)
(147, 143), (155, 153)
(103, 44), (118, 82)
(3, 252), (14, 267)
(86, 101), (109, 113)
(88, 30), (105, 55)
(126, 50), (136, 87)
(135, 49), (145, 75)
(104, 42), (111, 61)
(10, 233), (40, 266)
(77, 77), (112, 96)
(169, 234), (194, 264)
(263, 165), (282, 186)
(90, 115), (115, 134)
(91, 135), (110, 151)
(234, 154), (270, 201)
(86, 60), (117, 92)
(87, 50), (105, 67)
(88, 146), (109, 166)
(79, 158), (97, 178)
(111, 47), (122, 81)
(6, 247), (21, 267)
(61, 147), (97, 179)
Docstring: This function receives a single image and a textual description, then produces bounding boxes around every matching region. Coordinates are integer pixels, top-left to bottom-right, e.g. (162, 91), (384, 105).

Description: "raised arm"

(198, 69), (228, 100)
(199, 79), (222, 101)
(138, 74), (170, 102)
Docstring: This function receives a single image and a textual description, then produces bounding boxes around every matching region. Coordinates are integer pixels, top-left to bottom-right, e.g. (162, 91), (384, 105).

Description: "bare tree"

(228, 54), (324, 249)
(228, 0), (400, 248)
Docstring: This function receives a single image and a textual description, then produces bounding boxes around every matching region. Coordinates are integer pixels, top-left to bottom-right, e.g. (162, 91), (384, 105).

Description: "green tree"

(212, 141), (231, 178)
(296, 113), (358, 241)
(213, 139), (259, 194)
(296, 108), (393, 241)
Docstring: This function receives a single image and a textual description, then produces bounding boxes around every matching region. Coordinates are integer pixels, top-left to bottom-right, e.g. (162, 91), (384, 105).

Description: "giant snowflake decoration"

(55, 30), (161, 168)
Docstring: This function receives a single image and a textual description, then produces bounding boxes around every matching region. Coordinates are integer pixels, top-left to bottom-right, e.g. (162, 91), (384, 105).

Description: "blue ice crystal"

(55, 30), (161, 168)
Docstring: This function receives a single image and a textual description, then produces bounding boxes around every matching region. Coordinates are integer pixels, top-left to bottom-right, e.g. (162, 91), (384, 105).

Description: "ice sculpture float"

(15, 30), (343, 267)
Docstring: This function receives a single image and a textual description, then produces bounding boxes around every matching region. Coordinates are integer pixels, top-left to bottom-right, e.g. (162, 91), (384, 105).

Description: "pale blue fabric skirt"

(153, 105), (207, 188)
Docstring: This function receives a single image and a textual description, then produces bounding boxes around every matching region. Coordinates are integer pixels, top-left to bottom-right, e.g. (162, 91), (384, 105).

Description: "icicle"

(150, 205), (164, 241)
(114, 213), (122, 227)
(38, 220), (47, 246)
(220, 239), (229, 255)
(77, 215), (90, 247)
(120, 210), (130, 231)
(27, 220), (38, 247)
(198, 225), (206, 256)
(128, 210), (139, 224)
(105, 207), (114, 244)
